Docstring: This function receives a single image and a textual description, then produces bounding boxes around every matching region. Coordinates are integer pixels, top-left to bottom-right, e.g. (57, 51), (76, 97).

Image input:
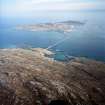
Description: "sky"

(1, 0), (105, 18)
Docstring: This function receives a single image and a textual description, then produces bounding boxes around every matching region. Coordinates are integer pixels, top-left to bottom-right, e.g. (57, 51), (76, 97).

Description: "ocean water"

(0, 10), (105, 62)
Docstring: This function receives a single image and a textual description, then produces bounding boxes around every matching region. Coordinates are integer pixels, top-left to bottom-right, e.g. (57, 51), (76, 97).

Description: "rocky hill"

(0, 48), (105, 105)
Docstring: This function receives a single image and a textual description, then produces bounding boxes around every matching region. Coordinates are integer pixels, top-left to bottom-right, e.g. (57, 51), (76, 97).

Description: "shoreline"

(0, 47), (105, 63)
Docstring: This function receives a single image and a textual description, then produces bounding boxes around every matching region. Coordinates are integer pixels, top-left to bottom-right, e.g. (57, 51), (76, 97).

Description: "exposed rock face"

(0, 48), (105, 105)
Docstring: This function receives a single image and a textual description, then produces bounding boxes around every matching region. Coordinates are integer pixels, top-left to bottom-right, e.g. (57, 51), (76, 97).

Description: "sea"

(0, 10), (105, 62)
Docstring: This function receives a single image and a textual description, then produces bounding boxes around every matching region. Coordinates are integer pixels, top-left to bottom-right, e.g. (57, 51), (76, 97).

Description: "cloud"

(1, 0), (105, 17)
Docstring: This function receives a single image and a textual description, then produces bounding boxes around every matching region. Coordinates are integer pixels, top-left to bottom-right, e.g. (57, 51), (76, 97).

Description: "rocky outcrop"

(0, 48), (105, 105)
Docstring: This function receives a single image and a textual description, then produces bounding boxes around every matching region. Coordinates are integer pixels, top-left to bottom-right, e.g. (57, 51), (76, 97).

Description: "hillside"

(0, 48), (105, 105)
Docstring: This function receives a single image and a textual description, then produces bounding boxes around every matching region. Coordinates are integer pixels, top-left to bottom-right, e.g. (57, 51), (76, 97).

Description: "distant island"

(16, 20), (84, 33)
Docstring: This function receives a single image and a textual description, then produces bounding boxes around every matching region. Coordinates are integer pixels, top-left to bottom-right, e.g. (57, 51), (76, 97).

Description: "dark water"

(0, 10), (105, 62)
